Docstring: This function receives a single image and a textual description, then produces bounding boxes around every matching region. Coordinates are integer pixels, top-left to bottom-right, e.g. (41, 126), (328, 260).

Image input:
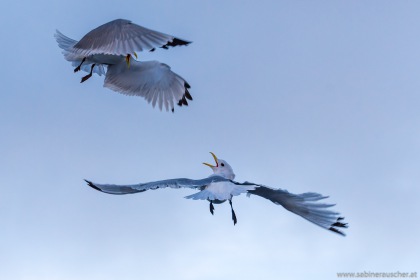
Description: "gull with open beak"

(55, 19), (192, 112)
(85, 153), (348, 236)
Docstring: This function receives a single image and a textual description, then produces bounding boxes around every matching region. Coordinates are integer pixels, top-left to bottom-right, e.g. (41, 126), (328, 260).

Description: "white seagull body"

(55, 19), (192, 112)
(85, 153), (348, 236)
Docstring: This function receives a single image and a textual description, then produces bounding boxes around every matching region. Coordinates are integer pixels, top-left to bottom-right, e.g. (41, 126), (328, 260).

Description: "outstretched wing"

(104, 60), (192, 112)
(85, 176), (230, 195)
(55, 30), (78, 54)
(54, 30), (106, 76)
(71, 19), (191, 57)
(234, 181), (348, 236)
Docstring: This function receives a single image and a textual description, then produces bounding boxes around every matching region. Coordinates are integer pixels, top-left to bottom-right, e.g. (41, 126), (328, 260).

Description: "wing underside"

(240, 182), (348, 236)
(104, 60), (192, 111)
(85, 176), (230, 195)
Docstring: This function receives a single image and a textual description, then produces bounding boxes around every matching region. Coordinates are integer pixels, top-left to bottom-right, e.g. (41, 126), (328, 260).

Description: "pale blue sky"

(1, 1), (419, 279)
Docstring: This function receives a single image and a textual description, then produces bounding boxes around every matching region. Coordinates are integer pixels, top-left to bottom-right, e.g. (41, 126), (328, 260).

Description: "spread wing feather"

(104, 60), (192, 111)
(71, 19), (191, 57)
(236, 181), (348, 236)
(85, 176), (230, 195)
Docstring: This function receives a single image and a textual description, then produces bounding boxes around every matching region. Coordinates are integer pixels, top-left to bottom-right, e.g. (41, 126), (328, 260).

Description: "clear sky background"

(1, 1), (419, 279)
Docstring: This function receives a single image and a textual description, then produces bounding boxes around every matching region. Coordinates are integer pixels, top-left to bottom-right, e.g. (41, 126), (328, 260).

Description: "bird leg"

(209, 201), (215, 215)
(74, 57), (86, 73)
(80, 64), (95, 83)
(229, 199), (237, 225)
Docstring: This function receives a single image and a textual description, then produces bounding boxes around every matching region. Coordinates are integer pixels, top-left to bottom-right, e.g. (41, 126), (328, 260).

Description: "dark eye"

(221, 163), (225, 167)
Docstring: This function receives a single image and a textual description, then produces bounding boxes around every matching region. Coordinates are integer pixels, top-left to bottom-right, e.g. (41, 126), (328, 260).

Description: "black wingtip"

(177, 96), (189, 107)
(332, 221), (348, 228)
(209, 202), (215, 215)
(329, 227), (346, 236)
(182, 96), (188, 106)
(335, 217), (348, 227)
(172, 82), (193, 109)
(185, 88), (193, 101)
(329, 217), (348, 236)
(161, 38), (191, 49)
(84, 179), (102, 192)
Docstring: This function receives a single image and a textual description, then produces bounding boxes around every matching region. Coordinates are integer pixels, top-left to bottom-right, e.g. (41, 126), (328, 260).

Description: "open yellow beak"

(203, 152), (218, 168)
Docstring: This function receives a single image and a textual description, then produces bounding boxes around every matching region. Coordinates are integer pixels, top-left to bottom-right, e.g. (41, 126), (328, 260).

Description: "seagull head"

(203, 152), (235, 180)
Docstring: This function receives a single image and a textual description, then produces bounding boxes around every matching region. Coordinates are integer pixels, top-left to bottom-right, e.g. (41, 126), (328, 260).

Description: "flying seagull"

(55, 19), (192, 112)
(85, 152), (348, 236)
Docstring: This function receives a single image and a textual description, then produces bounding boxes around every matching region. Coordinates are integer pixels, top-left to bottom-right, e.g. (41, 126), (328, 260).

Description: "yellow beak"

(203, 152), (218, 168)
(125, 53), (137, 68)
(125, 54), (131, 68)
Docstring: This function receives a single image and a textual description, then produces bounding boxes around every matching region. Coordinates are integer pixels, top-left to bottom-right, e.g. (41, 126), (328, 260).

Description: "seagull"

(85, 152), (348, 236)
(55, 19), (192, 112)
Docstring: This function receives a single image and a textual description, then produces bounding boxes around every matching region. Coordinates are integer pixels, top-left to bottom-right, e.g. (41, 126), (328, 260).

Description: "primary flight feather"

(55, 19), (192, 112)
(85, 152), (348, 236)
